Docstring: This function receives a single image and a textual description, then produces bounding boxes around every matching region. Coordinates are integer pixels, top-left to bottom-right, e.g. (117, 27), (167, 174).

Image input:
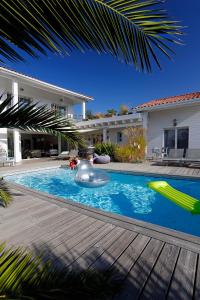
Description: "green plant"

(0, 178), (12, 207)
(106, 109), (117, 117)
(119, 104), (129, 115)
(114, 127), (146, 162)
(0, 243), (120, 299)
(0, 1), (182, 71)
(94, 142), (116, 158)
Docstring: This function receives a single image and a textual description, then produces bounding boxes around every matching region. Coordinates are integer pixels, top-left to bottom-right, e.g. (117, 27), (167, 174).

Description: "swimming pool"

(6, 168), (200, 237)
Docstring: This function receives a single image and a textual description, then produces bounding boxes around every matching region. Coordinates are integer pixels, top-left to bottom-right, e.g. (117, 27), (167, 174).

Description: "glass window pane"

(177, 128), (189, 149)
(164, 129), (175, 149)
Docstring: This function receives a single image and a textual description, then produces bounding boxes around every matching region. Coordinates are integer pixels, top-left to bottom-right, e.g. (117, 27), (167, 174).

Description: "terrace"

(1, 160), (200, 299)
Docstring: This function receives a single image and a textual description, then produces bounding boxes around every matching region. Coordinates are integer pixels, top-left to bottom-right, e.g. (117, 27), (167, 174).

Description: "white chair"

(0, 151), (15, 166)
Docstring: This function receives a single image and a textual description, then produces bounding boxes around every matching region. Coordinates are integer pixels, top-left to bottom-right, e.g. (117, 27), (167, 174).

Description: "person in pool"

(69, 157), (77, 170)
(87, 155), (93, 166)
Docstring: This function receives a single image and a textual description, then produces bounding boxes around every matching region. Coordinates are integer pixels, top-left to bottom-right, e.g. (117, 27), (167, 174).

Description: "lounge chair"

(57, 151), (69, 160)
(161, 149), (184, 165)
(183, 149), (200, 166)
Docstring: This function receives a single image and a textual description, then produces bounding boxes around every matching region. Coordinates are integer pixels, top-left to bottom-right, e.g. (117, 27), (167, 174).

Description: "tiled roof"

(136, 92), (200, 110)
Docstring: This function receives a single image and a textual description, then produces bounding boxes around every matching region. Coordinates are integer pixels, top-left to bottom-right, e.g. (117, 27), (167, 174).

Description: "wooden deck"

(1, 160), (200, 299)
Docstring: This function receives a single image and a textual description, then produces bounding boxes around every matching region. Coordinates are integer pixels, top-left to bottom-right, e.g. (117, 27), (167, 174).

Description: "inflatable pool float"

(148, 181), (200, 214)
(74, 161), (109, 188)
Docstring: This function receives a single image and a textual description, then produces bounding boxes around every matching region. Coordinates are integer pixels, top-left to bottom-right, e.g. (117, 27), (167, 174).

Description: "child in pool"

(69, 157), (77, 170)
(87, 155), (93, 166)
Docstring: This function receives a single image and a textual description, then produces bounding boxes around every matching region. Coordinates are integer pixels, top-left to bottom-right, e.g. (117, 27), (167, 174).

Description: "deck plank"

(140, 243), (180, 300)
(69, 226), (127, 271)
(167, 248), (197, 300)
(114, 238), (164, 300)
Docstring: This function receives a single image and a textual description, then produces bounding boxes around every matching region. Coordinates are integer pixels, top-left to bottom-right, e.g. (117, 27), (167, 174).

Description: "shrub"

(94, 142), (116, 158)
(114, 127), (146, 162)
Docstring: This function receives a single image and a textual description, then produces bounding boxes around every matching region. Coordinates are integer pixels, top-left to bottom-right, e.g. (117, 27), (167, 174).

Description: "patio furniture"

(161, 148), (184, 165)
(49, 149), (58, 156)
(0, 151), (15, 166)
(57, 151), (70, 160)
(184, 149), (200, 163)
(30, 150), (42, 158)
(93, 153), (110, 164)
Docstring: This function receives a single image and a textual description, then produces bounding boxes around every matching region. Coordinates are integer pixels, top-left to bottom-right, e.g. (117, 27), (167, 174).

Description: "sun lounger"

(161, 149), (184, 165)
(184, 149), (200, 163)
(57, 151), (69, 160)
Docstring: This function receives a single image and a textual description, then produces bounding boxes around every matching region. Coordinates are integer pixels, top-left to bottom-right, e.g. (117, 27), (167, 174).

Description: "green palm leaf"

(0, 243), (119, 299)
(0, 0), (182, 71)
(0, 94), (83, 147)
(0, 178), (12, 207)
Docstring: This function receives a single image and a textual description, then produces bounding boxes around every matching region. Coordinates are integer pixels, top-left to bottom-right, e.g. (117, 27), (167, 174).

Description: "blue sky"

(4, 0), (200, 114)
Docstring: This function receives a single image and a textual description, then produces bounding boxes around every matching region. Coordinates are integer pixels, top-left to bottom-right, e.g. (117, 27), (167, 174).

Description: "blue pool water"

(6, 168), (200, 237)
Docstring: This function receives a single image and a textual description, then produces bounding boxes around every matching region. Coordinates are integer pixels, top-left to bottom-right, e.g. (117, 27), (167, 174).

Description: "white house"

(0, 67), (93, 162)
(135, 92), (200, 157)
(76, 113), (142, 145)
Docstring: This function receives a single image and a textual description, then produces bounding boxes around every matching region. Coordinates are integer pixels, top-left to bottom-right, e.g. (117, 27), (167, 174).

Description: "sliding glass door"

(164, 127), (189, 151)
(177, 128), (189, 149)
(164, 129), (175, 149)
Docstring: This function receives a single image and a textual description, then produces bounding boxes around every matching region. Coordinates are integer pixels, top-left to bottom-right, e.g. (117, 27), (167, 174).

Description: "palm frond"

(0, 0), (183, 71)
(0, 94), (83, 147)
(0, 178), (12, 207)
(0, 242), (119, 299)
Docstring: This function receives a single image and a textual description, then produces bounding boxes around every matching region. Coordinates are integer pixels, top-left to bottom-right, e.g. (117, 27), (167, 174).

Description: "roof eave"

(0, 67), (93, 101)
(135, 98), (200, 113)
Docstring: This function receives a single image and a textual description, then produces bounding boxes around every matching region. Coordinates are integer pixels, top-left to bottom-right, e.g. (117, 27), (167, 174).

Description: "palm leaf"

(0, 0), (182, 71)
(0, 178), (12, 207)
(0, 94), (83, 147)
(0, 243), (119, 299)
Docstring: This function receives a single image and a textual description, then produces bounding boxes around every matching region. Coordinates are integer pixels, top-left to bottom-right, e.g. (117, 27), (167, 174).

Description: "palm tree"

(0, 0), (182, 71)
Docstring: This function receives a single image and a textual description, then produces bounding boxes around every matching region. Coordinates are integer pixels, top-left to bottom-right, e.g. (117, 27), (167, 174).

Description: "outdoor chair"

(161, 148), (184, 165)
(183, 149), (200, 165)
(57, 151), (69, 160)
(0, 151), (15, 166)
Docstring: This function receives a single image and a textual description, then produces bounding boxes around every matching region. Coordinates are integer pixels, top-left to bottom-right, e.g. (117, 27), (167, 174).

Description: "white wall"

(83, 127), (129, 145)
(146, 104), (200, 155)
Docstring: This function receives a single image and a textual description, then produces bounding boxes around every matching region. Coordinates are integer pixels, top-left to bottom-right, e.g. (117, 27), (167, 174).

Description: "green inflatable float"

(148, 181), (200, 215)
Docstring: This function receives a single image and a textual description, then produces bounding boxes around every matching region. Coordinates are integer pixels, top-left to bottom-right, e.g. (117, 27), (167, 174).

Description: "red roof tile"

(136, 92), (200, 110)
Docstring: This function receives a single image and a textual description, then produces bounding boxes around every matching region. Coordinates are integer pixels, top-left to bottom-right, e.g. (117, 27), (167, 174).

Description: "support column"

(12, 80), (22, 163)
(103, 128), (107, 142)
(58, 135), (62, 154)
(82, 101), (86, 119)
(142, 112), (148, 156)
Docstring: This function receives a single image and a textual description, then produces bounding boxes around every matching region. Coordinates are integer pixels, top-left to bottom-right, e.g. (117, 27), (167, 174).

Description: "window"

(51, 104), (66, 117)
(19, 97), (31, 107)
(58, 106), (66, 117)
(164, 128), (189, 151)
(117, 132), (122, 143)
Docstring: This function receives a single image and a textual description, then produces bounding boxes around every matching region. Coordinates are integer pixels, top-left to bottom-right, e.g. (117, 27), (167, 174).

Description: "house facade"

(76, 113), (142, 146)
(0, 67), (93, 162)
(135, 92), (200, 157)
